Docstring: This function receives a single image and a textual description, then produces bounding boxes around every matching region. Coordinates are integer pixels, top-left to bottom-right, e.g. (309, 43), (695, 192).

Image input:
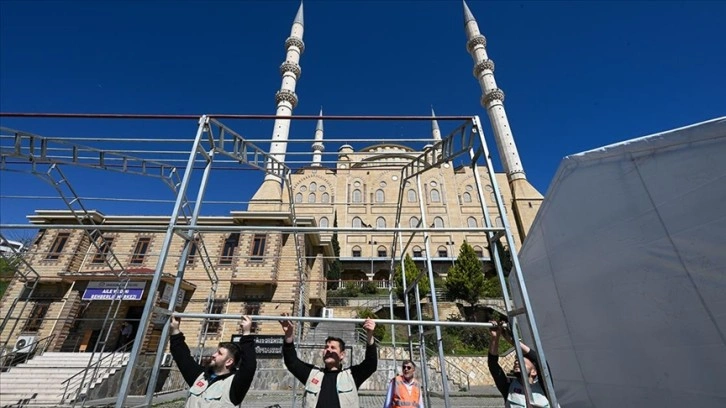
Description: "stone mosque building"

(0, 2), (543, 354)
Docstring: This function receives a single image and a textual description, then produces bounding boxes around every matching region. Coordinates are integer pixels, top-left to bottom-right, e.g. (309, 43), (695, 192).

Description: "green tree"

(0, 257), (17, 299)
(394, 254), (429, 303)
(446, 241), (490, 307)
(327, 212), (342, 290)
(356, 307), (386, 341)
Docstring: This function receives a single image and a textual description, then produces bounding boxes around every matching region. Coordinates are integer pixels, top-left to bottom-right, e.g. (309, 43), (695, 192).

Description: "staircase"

(0, 352), (130, 407)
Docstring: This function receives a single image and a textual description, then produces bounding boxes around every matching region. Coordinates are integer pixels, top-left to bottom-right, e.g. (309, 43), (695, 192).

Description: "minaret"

(431, 107), (442, 141)
(249, 2), (305, 208)
(463, 1), (543, 244)
(311, 108), (324, 166)
(463, 0), (525, 183)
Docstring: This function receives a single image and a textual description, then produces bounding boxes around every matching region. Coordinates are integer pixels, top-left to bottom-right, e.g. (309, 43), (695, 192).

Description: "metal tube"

(472, 115), (559, 407)
(0, 112), (474, 121)
(415, 174), (450, 408)
(114, 115), (210, 408)
(0, 223), (506, 233)
(142, 145), (217, 405)
(169, 313), (495, 328)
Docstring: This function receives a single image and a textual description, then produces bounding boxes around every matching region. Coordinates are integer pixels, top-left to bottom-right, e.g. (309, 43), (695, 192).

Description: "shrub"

(361, 281), (379, 295)
(356, 308), (386, 341)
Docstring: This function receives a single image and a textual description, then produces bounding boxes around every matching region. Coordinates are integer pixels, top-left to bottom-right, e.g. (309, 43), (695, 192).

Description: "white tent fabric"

(515, 117), (726, 407)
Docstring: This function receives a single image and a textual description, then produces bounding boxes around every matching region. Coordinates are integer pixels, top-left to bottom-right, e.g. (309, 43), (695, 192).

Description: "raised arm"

(279, 316), (314, 383)
(351, 318), (378, 387)
(168, 317), (204, 386)
(230, 316), (257, 405)
(487, 320), (509, 398)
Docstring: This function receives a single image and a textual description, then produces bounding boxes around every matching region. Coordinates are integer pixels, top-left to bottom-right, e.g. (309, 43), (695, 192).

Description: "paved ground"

(149, 390), (505, 408)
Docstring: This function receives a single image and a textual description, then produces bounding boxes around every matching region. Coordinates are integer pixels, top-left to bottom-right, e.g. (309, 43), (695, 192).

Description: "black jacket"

(170, 332), (256, 405)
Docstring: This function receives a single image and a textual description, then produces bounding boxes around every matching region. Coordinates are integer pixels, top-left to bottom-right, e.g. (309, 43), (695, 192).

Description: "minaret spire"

(463, 0), (525, 182)
(249, 2), (305, 207)
(311, 107), (325, 167)
(431, 107), (442, 141)
(266, 1), (304, 181)
(463, 0), (475, 24)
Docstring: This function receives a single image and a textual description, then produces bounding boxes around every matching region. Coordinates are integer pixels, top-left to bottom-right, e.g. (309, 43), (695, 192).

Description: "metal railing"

(60, 340), (133, 404)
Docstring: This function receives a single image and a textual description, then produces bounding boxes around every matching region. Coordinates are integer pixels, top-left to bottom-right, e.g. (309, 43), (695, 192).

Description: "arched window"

(309, 182), (317, 192)
(431, 189), (440, 202)
(321, 192), (330, 203)
(295, 193), (303, 203)
(407, 189), (417, 202)
(376, 217), (386, 228)
(352, 189), (362, 203)
(437, 246), (448, 257)
(319, 217), (329, 228)
(377, 246), (387, 257)
(467, 217), (477, 228)
(495, 216), (503, 227)
(463, 192), (472, 203)
(409, 217), (419, 228)
(375, 189), (385, 203)
(434, 217), (444, 228)
(352, 246), (362, 257)
(308, 193), (316, 203)
(413, 246), (423, 257)
(352, 217), (362, 228)
(473, 245), (484, 258)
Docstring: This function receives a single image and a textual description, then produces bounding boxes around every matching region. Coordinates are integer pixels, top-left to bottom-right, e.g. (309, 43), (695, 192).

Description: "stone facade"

(270, 143), (542, 285)
(0, 211), (326, 353)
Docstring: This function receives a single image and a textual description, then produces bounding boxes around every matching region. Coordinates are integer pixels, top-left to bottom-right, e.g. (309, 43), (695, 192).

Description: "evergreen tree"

(394, 254), (429, 303)
(446, 241), (500, 307)
(327, 212), (342, 289)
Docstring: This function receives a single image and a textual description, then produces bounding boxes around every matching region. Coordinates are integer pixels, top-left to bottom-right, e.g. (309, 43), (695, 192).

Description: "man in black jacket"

(169, 315), (257, 407)
(488, 320), (552, 407)
(279, 315), (377, 408)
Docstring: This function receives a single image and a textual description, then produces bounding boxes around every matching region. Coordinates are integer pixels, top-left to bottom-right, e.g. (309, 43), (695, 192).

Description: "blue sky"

(1, 0), (725, 233)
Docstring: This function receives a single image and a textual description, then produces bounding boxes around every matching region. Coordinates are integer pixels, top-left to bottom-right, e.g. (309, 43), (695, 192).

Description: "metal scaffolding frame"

(0, 112), (558, 408)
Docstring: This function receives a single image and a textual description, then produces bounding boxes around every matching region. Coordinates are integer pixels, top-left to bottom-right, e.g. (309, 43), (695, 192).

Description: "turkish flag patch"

(311, 378), (319, 385)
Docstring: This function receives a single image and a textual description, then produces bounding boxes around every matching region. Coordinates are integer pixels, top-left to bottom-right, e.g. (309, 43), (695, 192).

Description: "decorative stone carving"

(285, 36), (305, 54)
(311, 142), (325, 152)
(275, 89), (298, 108)
(481, 88), (505, 107)
(279, 61), (301, 78)
(473, 59), (495, 77)
(466, 35), (486, 53)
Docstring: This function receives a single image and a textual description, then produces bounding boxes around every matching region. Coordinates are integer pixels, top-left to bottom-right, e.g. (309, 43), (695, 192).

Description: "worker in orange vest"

(384, 359), (424, 408)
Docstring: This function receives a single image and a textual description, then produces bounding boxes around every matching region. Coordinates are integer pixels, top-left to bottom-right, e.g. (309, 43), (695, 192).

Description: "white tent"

(516, 117), (726, 407)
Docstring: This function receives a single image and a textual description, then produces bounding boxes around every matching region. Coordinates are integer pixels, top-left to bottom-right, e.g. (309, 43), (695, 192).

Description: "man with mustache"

(169, 315), (257, 407)
(279, 315), (378, 408)
(488, 320), (552, 407)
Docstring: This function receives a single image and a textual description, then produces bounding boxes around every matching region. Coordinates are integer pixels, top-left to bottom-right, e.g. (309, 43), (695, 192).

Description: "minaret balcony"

(285, 36), (305, 54)
(280, 61), (301, 77)
(473, 59), (495, 77)
(275, 89), (299, 108)
(467, 35), (487, 53)
(481, 88), (505, 108)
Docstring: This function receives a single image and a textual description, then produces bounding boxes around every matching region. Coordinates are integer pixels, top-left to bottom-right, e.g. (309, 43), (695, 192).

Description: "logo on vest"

(311, 378), (319, 385)
(196, 381), (205, 387)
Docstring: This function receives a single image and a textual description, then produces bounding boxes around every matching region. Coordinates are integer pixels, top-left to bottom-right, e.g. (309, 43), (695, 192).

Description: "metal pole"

(168, 313), (495, 328)
(114, 115), (210, 408)
(412, 267), (432, 408)
(414, 174), (450, 408)
(471, 116), (559, 407)
(142, 139), (216, 405)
